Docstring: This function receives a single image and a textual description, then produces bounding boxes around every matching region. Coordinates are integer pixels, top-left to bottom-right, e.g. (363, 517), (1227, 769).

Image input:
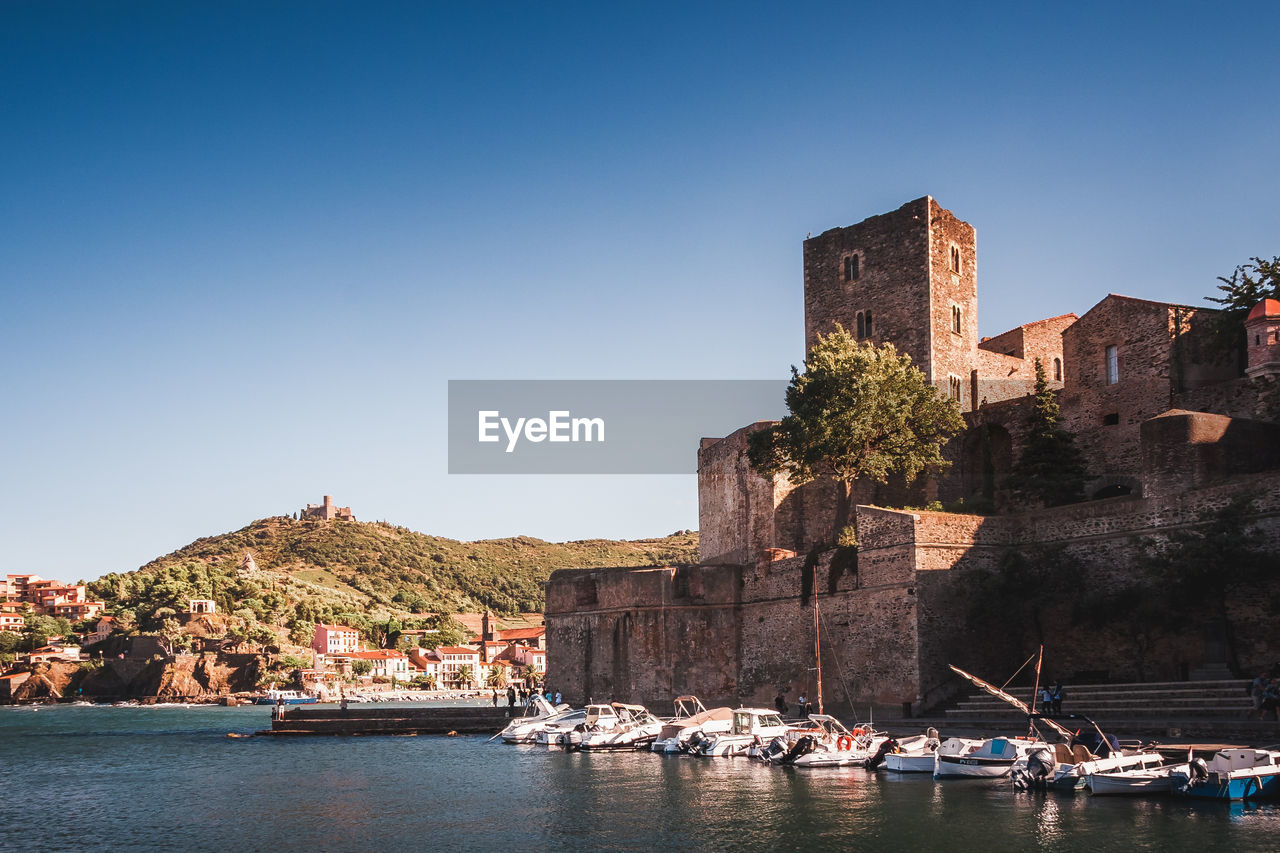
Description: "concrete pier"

(265, 705), (514, 736)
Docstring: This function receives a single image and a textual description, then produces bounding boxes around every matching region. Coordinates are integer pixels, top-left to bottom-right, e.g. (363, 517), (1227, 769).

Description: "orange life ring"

(837, 735), (854, 751)
(850, 728), (866, 736)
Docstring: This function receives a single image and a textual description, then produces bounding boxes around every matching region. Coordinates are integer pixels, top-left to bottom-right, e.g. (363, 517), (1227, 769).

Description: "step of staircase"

(941, 678), (1254, 722)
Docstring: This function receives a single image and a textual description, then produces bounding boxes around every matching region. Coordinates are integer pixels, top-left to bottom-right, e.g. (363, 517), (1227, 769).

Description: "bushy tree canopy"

(1205, 256), (1280, 365)
(748, 326), (964, 527)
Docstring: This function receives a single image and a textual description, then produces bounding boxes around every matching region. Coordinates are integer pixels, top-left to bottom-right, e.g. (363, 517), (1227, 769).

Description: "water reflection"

(3, 707), (1280, 852)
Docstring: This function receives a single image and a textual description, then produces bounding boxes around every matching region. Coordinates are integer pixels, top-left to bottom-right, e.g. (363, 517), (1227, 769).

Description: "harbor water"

(2, 704), (1277, 851)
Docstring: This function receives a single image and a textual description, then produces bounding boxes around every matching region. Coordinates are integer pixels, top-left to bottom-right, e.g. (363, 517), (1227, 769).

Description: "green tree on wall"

(1004, 359), (1090, 507)
(455, 664), (473, 689)
(350, 659), (373, 676)
(1205, 256), (1280, 368)
(748, 326), (965, 531)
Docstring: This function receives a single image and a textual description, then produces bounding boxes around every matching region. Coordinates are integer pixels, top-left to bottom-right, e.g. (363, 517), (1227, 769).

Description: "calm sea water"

(2, 704), (1277, 852)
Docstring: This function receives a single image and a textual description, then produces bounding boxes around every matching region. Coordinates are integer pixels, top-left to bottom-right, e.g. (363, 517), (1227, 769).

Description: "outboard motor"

(1012, 746), (1056, 791)
(759, 736), (789, 763)
(779, 734), (818, 765)
(685, 730), (710, 755)
(866, 738), (898, 770)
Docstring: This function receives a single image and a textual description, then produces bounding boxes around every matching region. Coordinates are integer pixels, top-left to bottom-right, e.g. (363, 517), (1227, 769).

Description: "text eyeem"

(477, 410), (605, 453)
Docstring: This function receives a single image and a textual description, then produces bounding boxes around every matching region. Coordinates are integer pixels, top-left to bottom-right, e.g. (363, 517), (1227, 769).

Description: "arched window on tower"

(856, 312), (865, 339)
(951, 305), (961, 334)
(1053, 357), (1062, 381)
(865, 311), (873, 338)
(950, 246), (961, 273)
(844, 254), (860, 282)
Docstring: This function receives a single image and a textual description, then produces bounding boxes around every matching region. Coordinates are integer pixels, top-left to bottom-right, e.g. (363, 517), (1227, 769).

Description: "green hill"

(86, 517), (697, 648)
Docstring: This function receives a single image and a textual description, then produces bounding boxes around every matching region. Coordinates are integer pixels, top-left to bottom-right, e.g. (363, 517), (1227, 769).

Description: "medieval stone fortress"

(545, 196), (1280, 715)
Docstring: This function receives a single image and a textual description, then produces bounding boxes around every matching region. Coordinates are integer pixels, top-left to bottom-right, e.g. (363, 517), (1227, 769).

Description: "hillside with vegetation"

(84, 516), (697, 650)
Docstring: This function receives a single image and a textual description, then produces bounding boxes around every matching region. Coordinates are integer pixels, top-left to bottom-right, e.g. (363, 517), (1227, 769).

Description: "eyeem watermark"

(449, 380), (788, 474)
(478, 410), (605, 453)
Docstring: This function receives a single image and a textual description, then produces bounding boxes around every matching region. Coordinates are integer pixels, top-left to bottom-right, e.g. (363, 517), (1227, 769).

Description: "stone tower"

(1245, 298), (1280, 379)
(802, 196), (979, 410)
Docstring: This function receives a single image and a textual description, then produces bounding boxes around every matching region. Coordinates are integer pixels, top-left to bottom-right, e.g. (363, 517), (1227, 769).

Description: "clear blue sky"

(3, 1), (1278, 581)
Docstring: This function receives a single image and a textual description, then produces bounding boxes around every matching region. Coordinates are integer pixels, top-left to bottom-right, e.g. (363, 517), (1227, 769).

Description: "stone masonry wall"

(548, 472), (1280, 714)
(803, 197), (934, 373)
(697, 424), (779, 565)
(926, 199), (979, 410)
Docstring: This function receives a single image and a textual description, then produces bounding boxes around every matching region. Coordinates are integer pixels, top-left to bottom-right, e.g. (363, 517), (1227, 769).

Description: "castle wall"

(548, 474), (1280, 713)
(696, 425), (779, 565)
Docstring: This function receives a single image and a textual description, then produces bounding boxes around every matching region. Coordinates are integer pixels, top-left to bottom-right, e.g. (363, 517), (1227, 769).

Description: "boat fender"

(837, 735), (854, 751)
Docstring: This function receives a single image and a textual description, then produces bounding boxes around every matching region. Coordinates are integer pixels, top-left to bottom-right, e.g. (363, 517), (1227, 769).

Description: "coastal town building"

(85, 617), (116, 646)
(407, 649), (445, 682)
(1, 573), (104, 625)
(545, 196), (1280, 715)
(437, 646), (481, 688)
(311, 624), (360, 657)
(333, 649), (410, 681)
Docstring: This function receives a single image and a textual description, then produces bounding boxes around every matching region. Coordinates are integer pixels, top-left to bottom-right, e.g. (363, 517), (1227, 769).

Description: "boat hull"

(934, 755), (1017, 779)
(1172, 771), (1280, 801)
(884, 753), (936, 773)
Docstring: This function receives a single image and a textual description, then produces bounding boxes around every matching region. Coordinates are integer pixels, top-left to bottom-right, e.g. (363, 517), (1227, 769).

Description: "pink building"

(312, 624), (360, 656)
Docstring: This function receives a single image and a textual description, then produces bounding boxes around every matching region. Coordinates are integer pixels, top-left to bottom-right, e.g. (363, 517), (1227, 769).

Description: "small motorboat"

(687, 708), (789, 758)
(1013, 741), (1165, 792)
(651, 696), (733, 754)
(497, 695), (572, 743)
(759, 714), (888, 768)
(879, 730), (960, 773)
(1169, 749), (1280, 801)
(1088, 763), (1188, 796)
(570, 703), (665, 751)
(254, 689), (318, 706)
(934, 735), (1046, 779)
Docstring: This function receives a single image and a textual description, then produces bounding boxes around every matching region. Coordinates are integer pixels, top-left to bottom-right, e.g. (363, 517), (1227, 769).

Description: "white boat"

(254, 689), (317, 705)
(879, 730), (961, 773)
(533, 709), (589, 746)
(688, 708), (789, 757)
(1088, 763), (1188, 796)
(570, 703), (665, 751)
(934, 736), (1046, 779)
(1013, 742), (1166, 791)
(651, 696), (734, 754)
(1170, 749), (1280, 801)
(759, 714), (888, 767)
(554, 703), (624, 749)
(497, 695), (572, 743)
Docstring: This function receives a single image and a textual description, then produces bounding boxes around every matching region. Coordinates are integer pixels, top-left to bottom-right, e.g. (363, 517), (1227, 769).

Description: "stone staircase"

(924, 678), (1280, 740)
(945, 679), (1252, 722)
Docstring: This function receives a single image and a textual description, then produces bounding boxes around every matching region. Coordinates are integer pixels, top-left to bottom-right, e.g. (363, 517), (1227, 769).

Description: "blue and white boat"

(1170, 748), (1280, 801)
(255, 689), (318, 706)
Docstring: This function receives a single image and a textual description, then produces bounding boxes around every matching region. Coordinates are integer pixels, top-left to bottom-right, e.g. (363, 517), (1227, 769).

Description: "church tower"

(802, 197), (979, 410)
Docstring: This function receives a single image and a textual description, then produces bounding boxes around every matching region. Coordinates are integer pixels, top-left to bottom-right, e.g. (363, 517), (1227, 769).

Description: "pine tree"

(1004, 359), (1089, 507)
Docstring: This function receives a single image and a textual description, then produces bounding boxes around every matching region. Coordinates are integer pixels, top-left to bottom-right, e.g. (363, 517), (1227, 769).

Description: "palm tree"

(419, 673), (438, 691)
(486, 666), (505, 689)
(520, 664), (537, 687)
(455, 664), (473, 689)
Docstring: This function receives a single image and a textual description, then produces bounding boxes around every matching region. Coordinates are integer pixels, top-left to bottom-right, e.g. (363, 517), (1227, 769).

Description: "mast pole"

(814, 559), (823, 715)
(1029, 644), (1044, 738)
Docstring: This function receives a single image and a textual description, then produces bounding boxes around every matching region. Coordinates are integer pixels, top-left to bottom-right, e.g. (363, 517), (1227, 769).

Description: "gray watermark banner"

(448, 380), (789, 474)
